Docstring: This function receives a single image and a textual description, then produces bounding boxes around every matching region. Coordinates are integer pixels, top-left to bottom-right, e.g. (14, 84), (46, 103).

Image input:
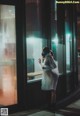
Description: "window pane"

(65, 22), (72, 72)
(26, 0), (47, 80)
(65, 11), (72, 73)
(0, 5), (17, 106)
(27, 38), (47, 80)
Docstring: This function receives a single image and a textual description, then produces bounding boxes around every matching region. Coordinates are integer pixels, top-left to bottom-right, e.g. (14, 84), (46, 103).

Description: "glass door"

(0, 5), (17, 106)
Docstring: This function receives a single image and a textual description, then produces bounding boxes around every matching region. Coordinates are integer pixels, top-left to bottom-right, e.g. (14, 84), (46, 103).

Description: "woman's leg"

(51, 90), (56, 105)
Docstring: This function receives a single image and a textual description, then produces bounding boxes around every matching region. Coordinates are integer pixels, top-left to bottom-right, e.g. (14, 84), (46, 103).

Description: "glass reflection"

(26, 0), (48, 80)
(65, 22), (72, 73)
(27, 36), (47, 80)
(0, 5), (17, 106)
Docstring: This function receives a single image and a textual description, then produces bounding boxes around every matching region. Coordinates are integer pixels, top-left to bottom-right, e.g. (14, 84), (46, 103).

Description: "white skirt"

(41, 71), (59, 91)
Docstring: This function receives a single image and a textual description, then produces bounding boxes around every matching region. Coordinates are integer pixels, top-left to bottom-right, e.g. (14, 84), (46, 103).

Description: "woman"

(38, 47), (59, 108)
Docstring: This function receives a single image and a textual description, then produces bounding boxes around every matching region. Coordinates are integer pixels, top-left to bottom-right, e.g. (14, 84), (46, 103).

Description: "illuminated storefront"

(26, 0), (78, 107)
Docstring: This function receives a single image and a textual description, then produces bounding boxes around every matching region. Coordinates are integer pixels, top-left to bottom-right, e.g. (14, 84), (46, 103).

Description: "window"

(26, 0), (47, 81)
(65, 22), (72, 73)
(0, 5), (17, 106)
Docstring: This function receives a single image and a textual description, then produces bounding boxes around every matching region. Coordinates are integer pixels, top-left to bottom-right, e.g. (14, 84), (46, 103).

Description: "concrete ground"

(9, 98), (80, 116)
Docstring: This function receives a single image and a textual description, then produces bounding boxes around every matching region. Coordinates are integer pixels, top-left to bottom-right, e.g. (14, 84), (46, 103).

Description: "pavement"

(9, 98), (80, 116)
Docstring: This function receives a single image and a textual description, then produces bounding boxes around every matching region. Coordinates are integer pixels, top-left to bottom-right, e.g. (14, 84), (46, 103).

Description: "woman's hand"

(38, 58), (41, 64)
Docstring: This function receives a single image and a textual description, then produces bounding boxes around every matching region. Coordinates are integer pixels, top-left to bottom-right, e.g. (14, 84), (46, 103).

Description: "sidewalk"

(9, 86), (80, 116)
(9, 99), (80, 116)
